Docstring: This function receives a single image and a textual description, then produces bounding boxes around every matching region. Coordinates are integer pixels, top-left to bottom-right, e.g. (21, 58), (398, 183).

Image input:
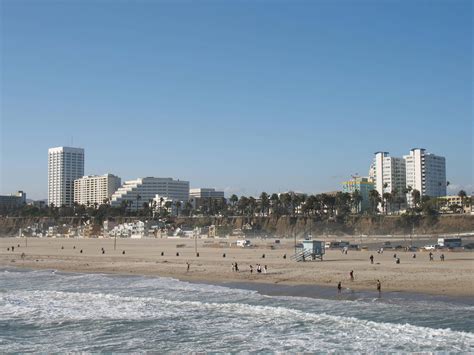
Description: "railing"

(291, 249), (313, 262)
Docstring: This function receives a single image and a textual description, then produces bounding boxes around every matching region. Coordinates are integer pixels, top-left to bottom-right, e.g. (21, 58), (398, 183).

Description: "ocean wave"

(1, 289), (472, 352)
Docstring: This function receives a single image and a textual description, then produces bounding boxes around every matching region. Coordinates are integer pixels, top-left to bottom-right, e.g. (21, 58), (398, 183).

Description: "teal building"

(342, 177), (374, 212)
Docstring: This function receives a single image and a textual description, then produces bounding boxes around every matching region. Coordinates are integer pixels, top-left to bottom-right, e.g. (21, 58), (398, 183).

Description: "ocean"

(0, 268), (473, 352)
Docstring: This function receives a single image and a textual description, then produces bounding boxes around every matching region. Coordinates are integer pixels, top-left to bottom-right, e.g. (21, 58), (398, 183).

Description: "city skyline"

(15, 144), (467, 202)
(1, 0), (472, 199)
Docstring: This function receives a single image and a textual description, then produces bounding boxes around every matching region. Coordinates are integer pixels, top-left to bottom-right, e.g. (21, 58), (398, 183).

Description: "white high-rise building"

(370, 152), (406, 212)
(74, 174), (121, 206)
(48, 147), (84, 207)
(372, 152), (407, 197)
(404, 148), (446, 206)
(110, 177), (190, 211)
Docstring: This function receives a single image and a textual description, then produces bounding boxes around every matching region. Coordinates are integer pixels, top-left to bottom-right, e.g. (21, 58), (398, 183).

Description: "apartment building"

(74, 174), (121, 206)
(48, 147), (84, 207)
(404, 148), (446, 206)
(371, 152), (406, 204)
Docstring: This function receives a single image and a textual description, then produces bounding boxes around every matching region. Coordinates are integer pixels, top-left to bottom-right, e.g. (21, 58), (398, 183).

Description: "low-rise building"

(438, 195), (471, 214)
(0, 191), (27, 211)
(189, 188), (225, 209)
(74, 174), (121, 206)
(342, 177), (374, 212)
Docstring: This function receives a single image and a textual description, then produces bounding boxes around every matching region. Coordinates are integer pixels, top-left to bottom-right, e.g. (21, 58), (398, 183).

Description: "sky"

(0, 0), (472, 200)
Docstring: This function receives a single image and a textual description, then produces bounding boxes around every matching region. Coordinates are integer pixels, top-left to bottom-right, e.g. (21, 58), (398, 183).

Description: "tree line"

(1, 189), (470, 221)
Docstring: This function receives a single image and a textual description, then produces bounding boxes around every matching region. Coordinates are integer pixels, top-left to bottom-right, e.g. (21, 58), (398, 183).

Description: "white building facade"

(404, 148), (446, 206)
(74, 174), (121, 206)
(110, 177), (189, 211)
(371, 152), (406, 198)
(48, 147), (84, 207)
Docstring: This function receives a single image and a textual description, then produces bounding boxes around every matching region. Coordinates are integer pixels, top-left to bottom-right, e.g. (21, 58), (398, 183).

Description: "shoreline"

(1, 237), (473, 298)
(3, 265), (474, 307)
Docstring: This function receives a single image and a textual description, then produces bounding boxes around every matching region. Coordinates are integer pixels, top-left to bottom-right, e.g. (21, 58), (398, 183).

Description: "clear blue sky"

(1, 0), (472, 199)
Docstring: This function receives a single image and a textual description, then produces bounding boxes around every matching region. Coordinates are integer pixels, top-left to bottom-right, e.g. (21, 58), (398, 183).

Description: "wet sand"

(0, 236), (473, 297)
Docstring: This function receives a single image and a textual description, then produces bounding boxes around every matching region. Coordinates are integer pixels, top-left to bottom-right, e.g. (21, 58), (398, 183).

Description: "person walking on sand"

(350, 270), (354, 281)
(250, 265), (253, 274)
(186, 262), (190, 272)
(440, 254), (445, 262)
(263, 265), (267, 274)
(370, 255), (374, 264)
(235, 262), (239, 272)
(429, 252), (433, 261)
(337, 282), (342, 293)
(377, 279), (381, 293)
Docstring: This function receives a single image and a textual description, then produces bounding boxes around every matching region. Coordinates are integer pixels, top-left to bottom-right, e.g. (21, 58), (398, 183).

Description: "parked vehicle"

(236, 240), (251, 248)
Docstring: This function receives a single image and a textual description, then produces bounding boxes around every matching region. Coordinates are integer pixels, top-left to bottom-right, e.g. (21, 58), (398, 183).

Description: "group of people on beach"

(6, 244), (21, 252)
(249, 264), (267, 274)
(369, 251), (446, 265)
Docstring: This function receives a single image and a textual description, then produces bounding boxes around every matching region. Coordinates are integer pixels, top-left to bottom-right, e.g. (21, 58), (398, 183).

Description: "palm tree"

(382, 192), (392, 215)
(175, 201), (182, 216)
(237, 196), (249, 216)
(159, 197), (164, 216)
(458, 190), (467, 213)
(369, 190), (381, 214)
(279, 193), (291, 215)
(230, 194), (238, 207)
(411, 189), (421, 209)
(351, 190), (362, 214)
(248, 197), (257, 216)
(260, 192), (269, 216)
(136, 194), (142, 212)
(270, 193), (280, 215)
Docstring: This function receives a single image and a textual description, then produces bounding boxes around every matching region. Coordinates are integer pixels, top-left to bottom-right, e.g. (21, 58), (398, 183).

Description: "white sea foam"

(0, 269), (473, 352)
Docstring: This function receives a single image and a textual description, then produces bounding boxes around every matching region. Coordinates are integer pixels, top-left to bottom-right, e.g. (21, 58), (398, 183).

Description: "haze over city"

(1, 0), (472, 200)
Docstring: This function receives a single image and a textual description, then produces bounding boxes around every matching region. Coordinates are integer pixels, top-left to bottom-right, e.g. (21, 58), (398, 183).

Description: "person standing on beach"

(337, 282), (342, 293)
(186, 262), (190, 272)
(350, 270), (354, 280)
(370, 255), (374, 264)
(429, 252), (433, 261)
(263, 265), (267, 274)
(377, 280), (381, 293)
(235, 262), (239, 272)
(232, 263), (235, 272)
(440, 254), (445, 261)
(250, 265), (253, 274)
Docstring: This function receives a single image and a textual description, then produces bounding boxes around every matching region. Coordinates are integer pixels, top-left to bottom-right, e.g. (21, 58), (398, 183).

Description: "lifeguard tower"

(292, 240), (325, 262)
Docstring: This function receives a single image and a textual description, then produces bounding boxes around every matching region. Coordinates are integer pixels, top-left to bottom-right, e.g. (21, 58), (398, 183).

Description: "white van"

(236, 240), (251, 248)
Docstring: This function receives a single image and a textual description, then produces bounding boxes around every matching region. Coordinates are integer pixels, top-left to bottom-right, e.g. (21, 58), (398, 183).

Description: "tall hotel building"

(74, 174), (121, 206)
(404, 148), (446, 206)
(48, 147), (84, 207)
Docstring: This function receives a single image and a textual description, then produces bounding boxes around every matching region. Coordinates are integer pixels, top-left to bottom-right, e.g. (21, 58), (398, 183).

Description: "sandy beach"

(1, 236), (473, 297)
